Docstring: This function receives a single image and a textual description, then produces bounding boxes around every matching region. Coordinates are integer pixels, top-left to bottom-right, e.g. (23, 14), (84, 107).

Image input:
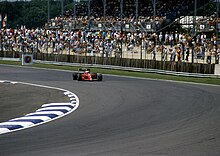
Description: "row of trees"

(0, 0), (75, 28)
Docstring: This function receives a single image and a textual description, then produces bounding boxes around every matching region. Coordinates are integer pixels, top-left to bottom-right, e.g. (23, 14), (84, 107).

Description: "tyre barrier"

(0, 81), (79, 135)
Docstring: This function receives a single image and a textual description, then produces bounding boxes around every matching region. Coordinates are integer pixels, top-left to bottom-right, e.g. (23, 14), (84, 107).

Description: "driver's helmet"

(85, 70), (90, 73)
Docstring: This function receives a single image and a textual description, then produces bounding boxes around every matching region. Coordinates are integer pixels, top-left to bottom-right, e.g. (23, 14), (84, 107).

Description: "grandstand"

(0, 0), (220, 68)
(45, 0), (218, 34)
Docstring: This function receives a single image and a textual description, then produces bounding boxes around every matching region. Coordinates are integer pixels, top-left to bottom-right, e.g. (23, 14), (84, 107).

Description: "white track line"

(42, 103), (76, 107)
(0, 80), (80, 135)
(10, 116), (51, 122)
(26, 111), (64, 116)
(0, 121), (34, 127)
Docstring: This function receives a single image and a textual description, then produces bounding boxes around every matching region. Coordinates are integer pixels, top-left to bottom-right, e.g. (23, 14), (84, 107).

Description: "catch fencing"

(0, 50), (215, 74)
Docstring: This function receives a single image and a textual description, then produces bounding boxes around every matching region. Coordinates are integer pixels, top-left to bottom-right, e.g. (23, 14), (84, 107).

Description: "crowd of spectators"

(0, 25), (219, 63)
(0, 0), (219, 64)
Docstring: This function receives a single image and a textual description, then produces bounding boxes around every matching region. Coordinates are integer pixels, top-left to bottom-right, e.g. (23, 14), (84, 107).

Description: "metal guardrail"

(0, 57), (219, 78)
(34, 60), (220, 79)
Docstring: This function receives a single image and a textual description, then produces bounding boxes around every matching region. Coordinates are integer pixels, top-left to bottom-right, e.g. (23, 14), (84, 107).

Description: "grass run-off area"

(0, 60), (220, 86)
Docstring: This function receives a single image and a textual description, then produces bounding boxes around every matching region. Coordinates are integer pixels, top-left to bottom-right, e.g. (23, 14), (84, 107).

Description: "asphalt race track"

(0, 65), (220, 156)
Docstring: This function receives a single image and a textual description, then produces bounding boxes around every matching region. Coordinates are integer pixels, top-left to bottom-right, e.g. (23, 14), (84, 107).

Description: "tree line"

(0, 0), (75, 29)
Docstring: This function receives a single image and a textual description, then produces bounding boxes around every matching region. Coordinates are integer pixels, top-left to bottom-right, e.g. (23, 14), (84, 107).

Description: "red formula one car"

(72, 68), (103, 81)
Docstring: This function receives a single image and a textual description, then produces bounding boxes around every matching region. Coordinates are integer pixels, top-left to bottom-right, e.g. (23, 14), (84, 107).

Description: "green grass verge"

(1, 60), (220, 85)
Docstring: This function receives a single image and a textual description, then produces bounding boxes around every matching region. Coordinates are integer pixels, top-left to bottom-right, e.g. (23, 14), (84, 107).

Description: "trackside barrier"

(34, 60), (220, 79)
(0, 57), (219, 79)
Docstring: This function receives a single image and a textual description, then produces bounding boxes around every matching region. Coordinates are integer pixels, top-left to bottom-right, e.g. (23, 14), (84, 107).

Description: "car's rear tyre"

(97, 73), (102, 81)
(73, 73), (78, 80)
(77, 73), (82, 81)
